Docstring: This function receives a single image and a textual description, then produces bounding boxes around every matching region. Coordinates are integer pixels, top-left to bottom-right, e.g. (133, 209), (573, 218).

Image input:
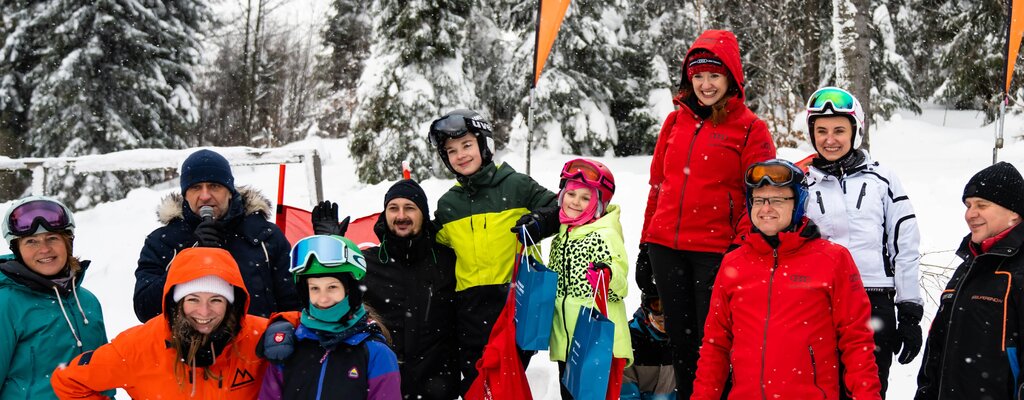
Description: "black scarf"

(811, 149), (867, 178)
(684, 95), (713, 120)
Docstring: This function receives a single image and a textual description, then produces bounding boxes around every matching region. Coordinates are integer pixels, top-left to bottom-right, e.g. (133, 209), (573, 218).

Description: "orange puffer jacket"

(51, 248), (269, 399)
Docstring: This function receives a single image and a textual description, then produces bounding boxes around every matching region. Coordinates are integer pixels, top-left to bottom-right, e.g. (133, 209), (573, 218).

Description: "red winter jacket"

(692, 220), (881, 400)
(641, 30), (775, 253)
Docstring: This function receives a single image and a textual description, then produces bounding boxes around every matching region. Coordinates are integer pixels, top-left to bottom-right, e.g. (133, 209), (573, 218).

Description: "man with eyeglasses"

(692, 159), (881, 400)
(133, 149), (300, 322)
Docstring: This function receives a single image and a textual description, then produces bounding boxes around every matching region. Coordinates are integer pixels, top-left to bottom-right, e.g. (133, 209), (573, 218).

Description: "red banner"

(277, 205), (380, 250)
(532, 0), (572, 87)
(1008, 0), (1024, 93)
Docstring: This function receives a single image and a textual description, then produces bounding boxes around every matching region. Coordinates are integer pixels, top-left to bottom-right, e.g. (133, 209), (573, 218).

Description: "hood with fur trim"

(156, 185), (272, 226)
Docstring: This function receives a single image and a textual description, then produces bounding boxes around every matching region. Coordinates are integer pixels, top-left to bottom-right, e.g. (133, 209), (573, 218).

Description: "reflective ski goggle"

(645, 298), (663, 316)
(289, 235), (366, 274)
(428, 115), (493, 147)
(806, 87), (857, 114)
(560, 159), (615, 193)
(745, 162), (799, 188)
(8, 200), (72, 237)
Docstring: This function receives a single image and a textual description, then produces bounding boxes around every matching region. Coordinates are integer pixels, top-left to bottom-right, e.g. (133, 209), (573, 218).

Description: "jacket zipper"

(809, 346), (826, 398)
(760, 248), (779, 400)
(674, 120), (704, 248)
(937, 257), (979, 396)
(424, 283), (433, 322)
(728, 193), (735, 230)
(816, 191), (825, 214)
(856, 182), (867, 209)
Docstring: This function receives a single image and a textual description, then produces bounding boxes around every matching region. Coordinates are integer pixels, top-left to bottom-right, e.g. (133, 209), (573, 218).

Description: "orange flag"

(533, 0), (573, 87)
(1007, 0), (1024, 93)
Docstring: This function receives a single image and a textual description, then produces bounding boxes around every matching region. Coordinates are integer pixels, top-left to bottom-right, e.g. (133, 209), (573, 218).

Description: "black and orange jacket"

(917, 222), (1024, 400)
(52, 248), (270, 399)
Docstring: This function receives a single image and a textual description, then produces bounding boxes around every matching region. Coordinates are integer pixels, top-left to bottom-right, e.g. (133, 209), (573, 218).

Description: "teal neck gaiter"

(301, 297), (366, 334)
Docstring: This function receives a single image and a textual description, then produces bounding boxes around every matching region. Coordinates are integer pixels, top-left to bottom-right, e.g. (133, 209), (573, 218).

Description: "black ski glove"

(312, 201), (350, 236)
(894, 302), (924, 364)
(635, 243), (658, 297)
(511, 206), (560, 243)
(257, 320), (296, 363)
(195, 219), (225, 248)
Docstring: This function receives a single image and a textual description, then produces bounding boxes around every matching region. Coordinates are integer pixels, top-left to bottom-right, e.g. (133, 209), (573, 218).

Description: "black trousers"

(647, 244), (724, 397)
(456, 283), (534, 395)
(840, 289), (896, 399)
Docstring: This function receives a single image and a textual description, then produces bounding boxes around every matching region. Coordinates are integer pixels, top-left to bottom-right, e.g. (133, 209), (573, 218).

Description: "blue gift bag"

(562, 305), (615, 400)
(514, 253), (558, 350)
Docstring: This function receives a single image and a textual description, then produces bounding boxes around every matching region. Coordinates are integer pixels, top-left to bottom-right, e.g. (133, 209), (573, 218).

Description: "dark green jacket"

(434, 162), (557, 291)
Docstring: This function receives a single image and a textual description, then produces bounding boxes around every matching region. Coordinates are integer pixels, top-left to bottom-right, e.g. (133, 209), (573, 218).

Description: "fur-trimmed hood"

(156, 185), (273, 225)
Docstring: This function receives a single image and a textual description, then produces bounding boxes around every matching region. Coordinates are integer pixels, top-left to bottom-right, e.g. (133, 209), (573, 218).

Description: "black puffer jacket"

(917, 222), (1024, 400)
(363, 213), (459, 399)
(133, 186), (300, 322)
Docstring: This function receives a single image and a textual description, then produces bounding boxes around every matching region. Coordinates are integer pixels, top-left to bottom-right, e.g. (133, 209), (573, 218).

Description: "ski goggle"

(560, 159), (615, 193)
(289, 235), (366, 274)
(806, 87), (857, 114)
(7, 200), (72, 237)
(745, 161), (799, 188)
(645, 298), (663, 316)
(428, 115), (493, 147)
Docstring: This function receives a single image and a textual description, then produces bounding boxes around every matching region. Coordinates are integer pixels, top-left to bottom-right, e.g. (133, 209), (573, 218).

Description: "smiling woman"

(0, 196), (108, 400)
(51, 247), (270, 399)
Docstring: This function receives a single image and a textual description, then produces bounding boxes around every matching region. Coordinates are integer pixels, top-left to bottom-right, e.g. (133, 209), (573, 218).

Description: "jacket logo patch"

(941, 292), (955, 301)
(348, 366), (360, 379)
(971, 295), (1004, 304)
(273, 332), (285, 343)
(231, 368), (255, 388)
(790, 275), (809, 283)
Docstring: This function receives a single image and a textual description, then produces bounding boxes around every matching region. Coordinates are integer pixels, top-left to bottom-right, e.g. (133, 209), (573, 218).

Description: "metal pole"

(526, 88), (535, 175)
(995, 96), (1006, 164)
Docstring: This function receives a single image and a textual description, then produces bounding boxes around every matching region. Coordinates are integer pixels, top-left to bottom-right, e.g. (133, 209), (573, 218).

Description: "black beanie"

(963, 161), (1024, 216)
(180, 149), (235, 194)
(384, 179), (429, 217)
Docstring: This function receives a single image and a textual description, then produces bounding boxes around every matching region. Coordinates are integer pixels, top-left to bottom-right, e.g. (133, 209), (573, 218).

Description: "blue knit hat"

(180, 149), (235, 194)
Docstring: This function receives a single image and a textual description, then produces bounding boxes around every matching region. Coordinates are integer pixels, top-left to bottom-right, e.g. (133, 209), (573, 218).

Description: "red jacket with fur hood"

(692, 220), (881, 400)
(52, 248), (270, 399)
(641, 30), (776, 253)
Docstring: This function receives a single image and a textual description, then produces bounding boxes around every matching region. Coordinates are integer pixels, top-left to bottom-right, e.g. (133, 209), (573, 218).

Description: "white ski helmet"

(2, 196), (76, 243)
(805, 87), (865, 151)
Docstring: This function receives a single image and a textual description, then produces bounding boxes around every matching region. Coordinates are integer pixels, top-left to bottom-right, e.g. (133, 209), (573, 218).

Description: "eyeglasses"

(8, 200), (72, 237)
(750, 197), (795, 207)
(560, 159), (615, 193)
(745, 162), (798, 188)
(289, 235), (367, 274)
(806, 87), (857, 114)
(428, 115), (493, 147)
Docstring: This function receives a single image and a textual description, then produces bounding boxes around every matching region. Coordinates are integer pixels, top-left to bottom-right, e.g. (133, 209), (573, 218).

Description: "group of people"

(0, 26), (1022, 400)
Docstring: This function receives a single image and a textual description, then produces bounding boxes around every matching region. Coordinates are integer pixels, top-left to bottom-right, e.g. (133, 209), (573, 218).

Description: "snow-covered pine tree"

(869, 0), (920, 120)
(316, 0), (371, 138)
(527, 0), (634, 156)
(349, 0), (477, 184)
(25, 0), (210, 208)
(911, 0), (1014, 122)
(833, 0), (874, 148)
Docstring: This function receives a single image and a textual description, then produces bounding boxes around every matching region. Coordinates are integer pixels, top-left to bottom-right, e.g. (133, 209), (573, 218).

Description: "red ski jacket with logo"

(52, 248), (269, 399)
(692, 220), (881, 400)
(641, 30), (775, 253)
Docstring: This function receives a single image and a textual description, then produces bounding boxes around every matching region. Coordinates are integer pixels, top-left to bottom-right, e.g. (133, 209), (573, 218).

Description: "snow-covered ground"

(9, 105), (1023, 398)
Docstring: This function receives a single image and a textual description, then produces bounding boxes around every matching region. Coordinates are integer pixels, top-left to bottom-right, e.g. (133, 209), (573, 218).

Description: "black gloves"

(635, 243), (658, 297)
(258, 320), (296, 363)
(312, 201), (350, 236)
(195, 219), (225, 248)
(894, 302), (924, 364)
(511, 206), (560, 243)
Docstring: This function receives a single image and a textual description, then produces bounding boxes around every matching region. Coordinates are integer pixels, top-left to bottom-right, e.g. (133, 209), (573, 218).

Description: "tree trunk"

(833, 0), (872, 150)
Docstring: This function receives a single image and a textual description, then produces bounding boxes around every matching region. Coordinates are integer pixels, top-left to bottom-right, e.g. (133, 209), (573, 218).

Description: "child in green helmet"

(257, 235), (401, 400)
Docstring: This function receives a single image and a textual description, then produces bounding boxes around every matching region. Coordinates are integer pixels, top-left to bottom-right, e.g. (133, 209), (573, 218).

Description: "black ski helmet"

(427, 109), (495, 175)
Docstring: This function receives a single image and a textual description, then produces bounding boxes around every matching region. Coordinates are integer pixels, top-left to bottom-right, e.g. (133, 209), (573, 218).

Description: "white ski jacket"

(804, 151), (923, 305)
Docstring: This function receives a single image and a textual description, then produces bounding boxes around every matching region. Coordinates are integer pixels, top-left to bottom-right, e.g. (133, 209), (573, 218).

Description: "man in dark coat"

(358, 179), (458, 399)
(132, 149), (300, 322)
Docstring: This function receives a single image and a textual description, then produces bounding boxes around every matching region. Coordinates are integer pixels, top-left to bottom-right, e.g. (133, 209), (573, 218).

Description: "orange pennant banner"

(1007, 0), (1024, 93)
(533, 0), (573, 87)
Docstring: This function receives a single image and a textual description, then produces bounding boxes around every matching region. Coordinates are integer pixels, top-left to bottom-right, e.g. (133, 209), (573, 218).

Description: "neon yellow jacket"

(435, 162), (557, 291)
(546, 205), (632, 365)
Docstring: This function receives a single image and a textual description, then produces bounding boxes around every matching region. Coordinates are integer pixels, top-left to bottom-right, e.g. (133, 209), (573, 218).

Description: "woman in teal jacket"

(0, 196), (107, 399)
(547, 159), (632, 399)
